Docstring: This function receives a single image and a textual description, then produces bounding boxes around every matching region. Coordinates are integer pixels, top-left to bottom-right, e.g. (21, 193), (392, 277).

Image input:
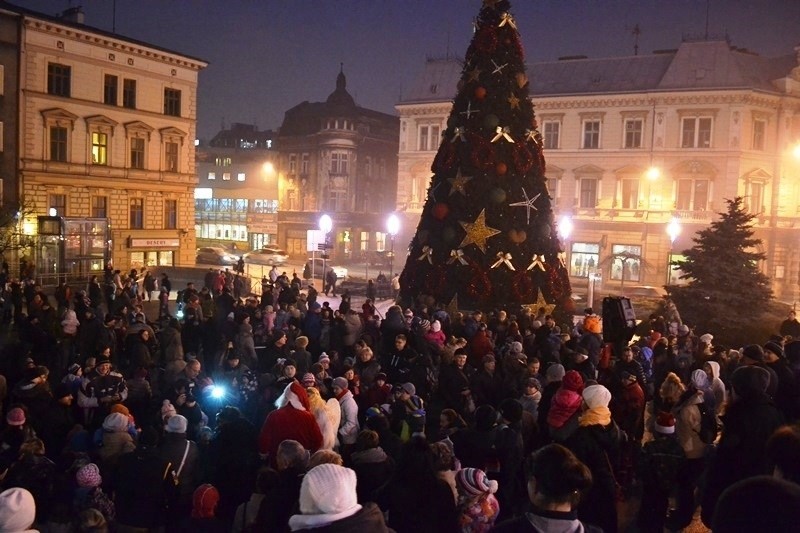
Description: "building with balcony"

(275, 68), (399, 262)
(195, 123), (279, 252)
(396, 41), (800, 301)
(0, 2), (206, 279)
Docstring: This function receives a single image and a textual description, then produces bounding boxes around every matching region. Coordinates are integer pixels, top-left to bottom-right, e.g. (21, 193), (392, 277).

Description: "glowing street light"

(386, 214), (400, 278)
(319, 214), (332, 235)
(646, 166), (661, 181)
(667, 217), (681, 245)
(557, 215), (573, 241)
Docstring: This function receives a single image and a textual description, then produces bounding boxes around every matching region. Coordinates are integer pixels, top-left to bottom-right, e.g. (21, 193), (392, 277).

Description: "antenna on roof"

(632, 24), (641, 56)
(704, 0), (710, 40)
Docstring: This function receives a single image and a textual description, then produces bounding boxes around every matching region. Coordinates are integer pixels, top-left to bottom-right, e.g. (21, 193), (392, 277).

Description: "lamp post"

(319, 214), (332, 291)
(386, 214), (400, 279)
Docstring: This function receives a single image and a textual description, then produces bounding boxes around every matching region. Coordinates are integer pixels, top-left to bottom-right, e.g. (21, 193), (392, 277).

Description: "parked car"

(243, 246), (289, 266)
(196, 246), (239, 266)
(305, 258), (348, 280)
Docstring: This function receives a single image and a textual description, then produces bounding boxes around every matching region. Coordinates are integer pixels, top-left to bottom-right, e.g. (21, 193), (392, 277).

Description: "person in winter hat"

(425, 320), (446, 349)
(0, 487), (36, 533)
(564, 384), (621, 533)
(288, 463), (390, 532)
(547, 370), (585, 443)
(74, 463), (115, 523)
(491, 444), (597, 533)
(259, 381), (323, 467)
(98, 412), (136, 470)
(703, 360), (727, 415)
(455, 467), (500, 532)
(636, 411), (687, 532)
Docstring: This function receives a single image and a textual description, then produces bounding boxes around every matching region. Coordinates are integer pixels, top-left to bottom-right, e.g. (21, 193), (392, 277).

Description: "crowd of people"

(1, 261), (800, 532)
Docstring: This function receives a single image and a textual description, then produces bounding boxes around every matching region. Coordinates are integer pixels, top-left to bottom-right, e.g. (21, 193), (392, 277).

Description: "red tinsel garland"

(468, 132), (496, 171)
(474, 25), (499, 55)
(432, 141), (458, 175)
(546, 261), (568, 300)
(425, 264), (449, 298)
(512, 142), (534, 175)
(465, 261), (492, 304)
(510, 270), (534, 303)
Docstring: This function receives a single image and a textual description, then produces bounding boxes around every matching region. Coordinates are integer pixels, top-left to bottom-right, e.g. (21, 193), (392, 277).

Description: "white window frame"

(680, 116), (713, 148)
(543, 120), (561, 150)
(752, 119), (766, 151)
(418, 124), (441, 151)
(582, 120), (601, 149)
(623, 118), (644, 149)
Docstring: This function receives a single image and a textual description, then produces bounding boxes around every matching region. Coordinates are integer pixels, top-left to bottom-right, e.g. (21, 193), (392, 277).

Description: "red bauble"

(496, 161), (508, 176)
(432, 202), (450, 220)
(474, 86), (487, 100)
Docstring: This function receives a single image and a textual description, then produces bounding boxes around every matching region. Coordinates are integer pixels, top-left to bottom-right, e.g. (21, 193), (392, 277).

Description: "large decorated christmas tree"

(398, 0), (571, 312)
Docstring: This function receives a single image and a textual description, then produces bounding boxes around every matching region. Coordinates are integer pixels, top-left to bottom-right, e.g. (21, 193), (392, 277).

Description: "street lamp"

(319, 214), (332, 291)
(386, 214), (400, 279)
(666, 217), (681, 245)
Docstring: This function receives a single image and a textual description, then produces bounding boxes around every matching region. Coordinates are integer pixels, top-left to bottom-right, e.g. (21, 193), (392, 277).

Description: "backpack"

(696, 401), (718, 444)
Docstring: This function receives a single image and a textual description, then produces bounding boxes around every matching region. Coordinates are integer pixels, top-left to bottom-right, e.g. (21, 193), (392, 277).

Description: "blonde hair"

(659, 372), (686, 405)
(306, 386), (326, 412)
(308, 449), (343, 469)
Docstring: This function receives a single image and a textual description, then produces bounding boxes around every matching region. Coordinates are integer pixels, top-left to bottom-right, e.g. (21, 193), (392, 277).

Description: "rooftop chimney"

(59, 6), (85, 24)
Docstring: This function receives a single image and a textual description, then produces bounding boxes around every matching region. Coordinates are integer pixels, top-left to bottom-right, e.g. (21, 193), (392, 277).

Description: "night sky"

(20, 0), (800, 140)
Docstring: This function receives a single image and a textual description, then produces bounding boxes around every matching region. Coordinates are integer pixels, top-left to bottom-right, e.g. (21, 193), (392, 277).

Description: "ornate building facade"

(275, 69), (399, 262)
(397, 41), (800, 301)
(1, 3), (206, 279)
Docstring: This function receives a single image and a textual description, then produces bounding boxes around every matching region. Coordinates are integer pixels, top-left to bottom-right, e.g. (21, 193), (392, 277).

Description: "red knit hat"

(562, 370), (584, 393)
(192, 484), (219, 518)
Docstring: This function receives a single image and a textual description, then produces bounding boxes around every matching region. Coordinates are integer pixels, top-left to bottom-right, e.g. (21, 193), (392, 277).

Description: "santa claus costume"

(258, 381), (323, 467)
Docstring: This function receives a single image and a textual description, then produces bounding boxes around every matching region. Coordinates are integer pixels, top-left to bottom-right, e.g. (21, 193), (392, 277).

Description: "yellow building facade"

(396, 42), (800, 302)
(8, 5), (206, 279)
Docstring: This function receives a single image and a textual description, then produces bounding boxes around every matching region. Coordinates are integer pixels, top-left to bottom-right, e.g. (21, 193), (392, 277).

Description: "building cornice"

(24, 18), (207, 71)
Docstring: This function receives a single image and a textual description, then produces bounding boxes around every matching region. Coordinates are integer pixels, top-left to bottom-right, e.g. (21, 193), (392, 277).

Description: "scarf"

(578, 406), (611, 427)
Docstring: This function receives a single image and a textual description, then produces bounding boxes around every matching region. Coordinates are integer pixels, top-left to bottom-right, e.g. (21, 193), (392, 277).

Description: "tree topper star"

(508, 188), (541, 225)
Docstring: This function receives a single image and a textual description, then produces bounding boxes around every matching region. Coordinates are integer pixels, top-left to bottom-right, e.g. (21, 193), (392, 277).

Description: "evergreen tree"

(398, 0), (571, 312)
(668, 197), (772, 337)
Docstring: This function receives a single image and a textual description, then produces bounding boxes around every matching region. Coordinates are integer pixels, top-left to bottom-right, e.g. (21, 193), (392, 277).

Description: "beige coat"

(674, 391), (706, 459)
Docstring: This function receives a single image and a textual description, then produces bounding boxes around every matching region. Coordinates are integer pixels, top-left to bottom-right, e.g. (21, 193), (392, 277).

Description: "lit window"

(610, 245), (642, 282)
(222, 173), (231, 181)
(92, 132), (108, 165)
(570, 243), (600, 277)
(208, 172), (216, 180)
(237, 173), (246, 182)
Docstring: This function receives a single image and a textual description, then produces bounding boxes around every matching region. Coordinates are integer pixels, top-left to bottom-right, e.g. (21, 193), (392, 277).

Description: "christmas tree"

(668, 197), (773, 342)
(398, 0), (571, 312)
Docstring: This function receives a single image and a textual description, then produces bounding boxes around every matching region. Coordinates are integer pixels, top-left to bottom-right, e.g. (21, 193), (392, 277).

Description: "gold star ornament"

(525, 289), (556, 316)
(467, 66), (482, 82)
(448, 169), (473, 196)
(459, 209), (501, 253)
(508, 93), (520, 110)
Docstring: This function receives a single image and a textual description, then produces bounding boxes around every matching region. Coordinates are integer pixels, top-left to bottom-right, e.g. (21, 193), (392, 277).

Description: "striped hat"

(456, 467), (498, 497)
